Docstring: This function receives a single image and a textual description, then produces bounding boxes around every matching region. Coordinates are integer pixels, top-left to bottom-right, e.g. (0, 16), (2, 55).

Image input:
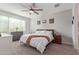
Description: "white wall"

(25, 19), (31, 34)
(30, 9), (73, 45)
(53, 9), (72, 45)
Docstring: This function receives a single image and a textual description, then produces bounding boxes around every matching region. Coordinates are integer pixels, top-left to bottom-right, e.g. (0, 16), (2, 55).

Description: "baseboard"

(62, 41), (73, 45)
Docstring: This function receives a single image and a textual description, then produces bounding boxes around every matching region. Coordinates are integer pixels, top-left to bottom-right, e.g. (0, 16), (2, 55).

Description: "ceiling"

(0, 3), (73, 18)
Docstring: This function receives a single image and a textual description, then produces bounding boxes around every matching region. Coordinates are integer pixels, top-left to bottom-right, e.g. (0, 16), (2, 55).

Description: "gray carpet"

(0, 41), (78, 55)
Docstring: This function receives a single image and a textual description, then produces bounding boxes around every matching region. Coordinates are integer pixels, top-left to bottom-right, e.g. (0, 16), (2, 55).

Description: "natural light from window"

(0, 15), (9, 33)
(0, 15), (25, 33)
(9, 18), (25, 32)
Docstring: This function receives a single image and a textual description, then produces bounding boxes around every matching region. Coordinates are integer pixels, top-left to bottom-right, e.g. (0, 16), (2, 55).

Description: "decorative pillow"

(45, 31), (52, 34)
(35, 31), (46, 34)
(35, 31), (40, 34)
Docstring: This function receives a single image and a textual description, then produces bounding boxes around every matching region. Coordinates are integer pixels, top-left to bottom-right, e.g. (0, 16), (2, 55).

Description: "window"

(9, 18), (25, 32)
(0, 15), (25, 33)
(0, 15), (9, 33)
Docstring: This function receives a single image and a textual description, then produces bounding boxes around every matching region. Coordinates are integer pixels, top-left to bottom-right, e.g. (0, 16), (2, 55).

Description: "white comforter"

(20, 33), (54, 53)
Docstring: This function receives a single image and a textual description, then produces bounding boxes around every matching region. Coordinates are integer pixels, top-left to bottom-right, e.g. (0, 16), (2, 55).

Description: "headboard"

(37, 29), (54, 36)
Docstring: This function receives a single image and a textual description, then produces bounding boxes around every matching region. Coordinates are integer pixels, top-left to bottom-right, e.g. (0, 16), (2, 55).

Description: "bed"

(19, 29), (54, 53)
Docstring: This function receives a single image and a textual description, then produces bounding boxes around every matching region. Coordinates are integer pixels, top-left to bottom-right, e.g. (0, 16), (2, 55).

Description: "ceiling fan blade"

(33, 9), (43, 11)
(33, 11), (39, 15)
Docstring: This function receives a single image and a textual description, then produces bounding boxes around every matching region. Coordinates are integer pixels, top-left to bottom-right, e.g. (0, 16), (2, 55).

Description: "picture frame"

(49, 18), (54, 23)
(42, 20), (47, 24)
(37, 20), (41, 25)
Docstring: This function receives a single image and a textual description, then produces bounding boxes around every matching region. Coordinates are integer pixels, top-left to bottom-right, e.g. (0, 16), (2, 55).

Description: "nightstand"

(53, 33), (62, 44)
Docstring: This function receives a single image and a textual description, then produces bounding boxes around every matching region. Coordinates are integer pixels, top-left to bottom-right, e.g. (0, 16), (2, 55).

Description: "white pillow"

(35, 31), (40, 34)
(41, 31), (46, 33)
(35, 31), (45, 34)
(45, 31), (52, 34)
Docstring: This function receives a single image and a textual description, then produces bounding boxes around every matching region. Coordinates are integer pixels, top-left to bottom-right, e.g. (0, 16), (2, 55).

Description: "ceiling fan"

(21, 3), (43, 15)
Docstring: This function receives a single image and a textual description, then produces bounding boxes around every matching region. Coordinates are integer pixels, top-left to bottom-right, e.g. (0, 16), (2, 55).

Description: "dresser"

(11, 31), (23, 41)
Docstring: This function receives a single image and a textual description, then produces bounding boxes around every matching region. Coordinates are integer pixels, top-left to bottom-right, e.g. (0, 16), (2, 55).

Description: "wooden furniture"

(11, 31), (23, 41)
(53, 32), (62, 44)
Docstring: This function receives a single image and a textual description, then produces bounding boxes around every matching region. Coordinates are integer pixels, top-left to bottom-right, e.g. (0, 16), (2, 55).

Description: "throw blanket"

(20, 33), (53, 53)
(26, 35), (50, 45)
